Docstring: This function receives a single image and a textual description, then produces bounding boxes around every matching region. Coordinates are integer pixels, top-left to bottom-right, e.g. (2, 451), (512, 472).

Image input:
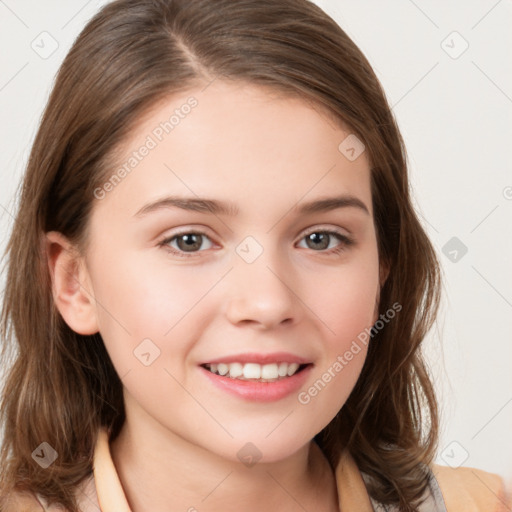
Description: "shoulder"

(0, 490), (46, 511)
(0, 489), (73, 511)
(0, 474), (98, 512)
(431, 463), (511, 512)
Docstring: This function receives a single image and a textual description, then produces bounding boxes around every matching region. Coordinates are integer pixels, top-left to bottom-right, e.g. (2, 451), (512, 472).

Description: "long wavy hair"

(0, 0), (441, 510)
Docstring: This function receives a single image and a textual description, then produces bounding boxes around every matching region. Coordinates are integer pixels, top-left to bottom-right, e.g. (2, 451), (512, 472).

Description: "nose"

(223, 242), (302, 330)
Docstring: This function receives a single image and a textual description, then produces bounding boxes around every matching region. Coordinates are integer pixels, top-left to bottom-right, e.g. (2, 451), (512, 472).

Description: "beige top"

(3, 427), (511, 511)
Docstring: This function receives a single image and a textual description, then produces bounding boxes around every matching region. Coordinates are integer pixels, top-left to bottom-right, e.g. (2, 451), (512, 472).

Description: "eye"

(158, 227), (354, 259)
(159, 231), (214, 257)
(296, 229), (354, 254)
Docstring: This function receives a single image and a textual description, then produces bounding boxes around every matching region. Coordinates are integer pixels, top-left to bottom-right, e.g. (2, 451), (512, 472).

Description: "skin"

(47, 80), (387, 512)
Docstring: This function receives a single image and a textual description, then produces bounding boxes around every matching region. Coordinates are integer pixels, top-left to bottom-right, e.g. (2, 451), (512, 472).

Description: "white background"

(1, 0), (511, 483)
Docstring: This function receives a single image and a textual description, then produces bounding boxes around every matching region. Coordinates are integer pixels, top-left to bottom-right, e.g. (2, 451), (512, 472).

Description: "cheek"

(296, 252), (379, 419)
(308, 253), (381, 343)
(91, 248), (199, 330)
(88, 250), (228, 371)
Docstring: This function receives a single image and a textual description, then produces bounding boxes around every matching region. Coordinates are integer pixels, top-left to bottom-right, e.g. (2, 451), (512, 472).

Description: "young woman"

(0, 0), (509, 511)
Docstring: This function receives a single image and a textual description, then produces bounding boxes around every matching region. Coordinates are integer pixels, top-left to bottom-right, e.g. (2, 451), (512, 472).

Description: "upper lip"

(200, 352), (312, 366)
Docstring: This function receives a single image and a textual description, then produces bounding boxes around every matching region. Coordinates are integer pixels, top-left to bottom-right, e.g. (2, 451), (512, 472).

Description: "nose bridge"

(235, 234), (291, 295)
(224, 234), (299, 327)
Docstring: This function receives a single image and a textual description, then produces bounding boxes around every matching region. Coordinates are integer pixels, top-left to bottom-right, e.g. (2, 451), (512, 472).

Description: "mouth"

(201, 362), (311, 382)
(198, 352), (314, 401)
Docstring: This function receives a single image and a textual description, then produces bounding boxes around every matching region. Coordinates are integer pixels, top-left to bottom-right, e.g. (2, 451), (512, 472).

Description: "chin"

(216, 430), (316, 466)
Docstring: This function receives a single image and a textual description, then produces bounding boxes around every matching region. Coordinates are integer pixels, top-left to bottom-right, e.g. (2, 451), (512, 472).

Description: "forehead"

(93, 80), (372, 221)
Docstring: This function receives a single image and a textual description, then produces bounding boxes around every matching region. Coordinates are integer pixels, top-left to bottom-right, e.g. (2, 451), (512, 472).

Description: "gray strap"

(361, 466), (448, 511)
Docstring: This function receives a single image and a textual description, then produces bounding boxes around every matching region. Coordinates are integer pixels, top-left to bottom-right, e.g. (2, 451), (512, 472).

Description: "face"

(80, 80), (382, 462)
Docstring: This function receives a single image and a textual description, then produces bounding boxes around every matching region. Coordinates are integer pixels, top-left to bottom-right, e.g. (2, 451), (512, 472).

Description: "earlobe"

(45, 231), (99, 335)
(373, 260), (391, 324)
(379, 259), (390, 288)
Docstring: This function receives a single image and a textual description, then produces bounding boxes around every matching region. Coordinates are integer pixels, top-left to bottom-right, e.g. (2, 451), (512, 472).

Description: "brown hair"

(0, 0), (441, 510)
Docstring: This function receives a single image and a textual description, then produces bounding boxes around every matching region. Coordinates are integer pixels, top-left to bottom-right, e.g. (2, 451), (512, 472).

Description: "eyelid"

(298, 224), (351, 239)
(162, 226), (214, 238)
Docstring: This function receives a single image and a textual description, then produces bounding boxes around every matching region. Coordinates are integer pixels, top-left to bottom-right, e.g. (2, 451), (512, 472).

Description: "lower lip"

(199, 365), (313, 402)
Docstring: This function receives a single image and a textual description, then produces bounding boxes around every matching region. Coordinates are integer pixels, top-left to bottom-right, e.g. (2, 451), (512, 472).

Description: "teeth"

(217, 363), (229, 376)
(243, 363), (261, 379)
(229, 362), (243, 378)
(205, 362), (303, 381)
(287, 363), (299, 376)
(261, 363), (278, 380)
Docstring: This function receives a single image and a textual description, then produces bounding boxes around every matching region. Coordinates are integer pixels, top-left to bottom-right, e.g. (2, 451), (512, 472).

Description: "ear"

(379, 259), (390, 289)
(373, 258), (391, 323)
(45, 231), (99, 335)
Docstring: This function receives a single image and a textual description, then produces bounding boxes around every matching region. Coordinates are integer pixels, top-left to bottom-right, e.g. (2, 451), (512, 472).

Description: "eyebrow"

(133, 194), (370, 218)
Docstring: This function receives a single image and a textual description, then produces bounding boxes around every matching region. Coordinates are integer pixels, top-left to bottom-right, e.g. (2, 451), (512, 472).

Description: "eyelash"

(157, 228), (354, 259)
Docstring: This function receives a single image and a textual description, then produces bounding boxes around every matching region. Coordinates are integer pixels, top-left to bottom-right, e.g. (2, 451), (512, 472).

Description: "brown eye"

(160, 231), (214, 257)
(304, 232), (330, 250)
(175, 233), (204, 252)
(298, 230), (352, 253)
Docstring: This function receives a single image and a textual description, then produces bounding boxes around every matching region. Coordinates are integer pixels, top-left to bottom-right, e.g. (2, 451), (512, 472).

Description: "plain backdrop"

(0, 0), (511, 482)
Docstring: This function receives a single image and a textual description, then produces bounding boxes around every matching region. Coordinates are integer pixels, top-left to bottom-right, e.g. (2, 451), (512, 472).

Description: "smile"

(202, 362), (307, 381)
(199, 354), (313, 402)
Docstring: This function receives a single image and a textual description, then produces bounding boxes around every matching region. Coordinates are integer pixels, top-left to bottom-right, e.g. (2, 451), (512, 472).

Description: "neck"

(109, 405), (339, 512)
